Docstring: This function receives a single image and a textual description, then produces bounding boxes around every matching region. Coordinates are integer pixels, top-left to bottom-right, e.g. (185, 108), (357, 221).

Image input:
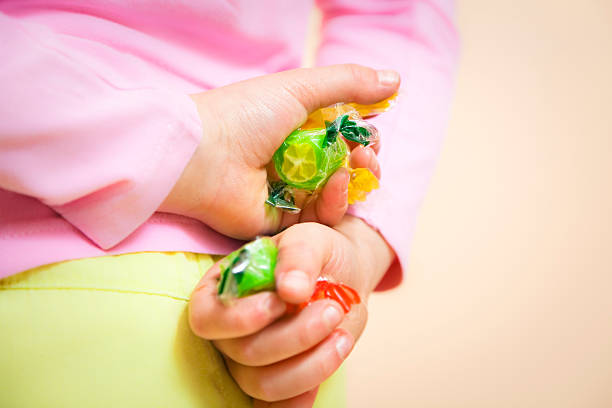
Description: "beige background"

(333, 1), (612, 407)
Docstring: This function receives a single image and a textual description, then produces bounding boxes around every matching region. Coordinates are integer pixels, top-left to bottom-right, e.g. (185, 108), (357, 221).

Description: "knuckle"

(281, 233), (308, 255)
(235, 301), (271, 334)
(296, 324), (315, 350)
(302, 311), (332, 346)
(341, 64), (378, 102)
(233, 310), (256, 333)
(299, 221), (328, 237)
(344, 63), (375, 86)
(313, 351), (337, 380)
(296, 239), (317, 261)
(235, 340), (259, 366)
(320, 202), (345, 227)
(188, 303), (210, 338)
(283, 72), (318, 113)
(247, 375), (277, 402)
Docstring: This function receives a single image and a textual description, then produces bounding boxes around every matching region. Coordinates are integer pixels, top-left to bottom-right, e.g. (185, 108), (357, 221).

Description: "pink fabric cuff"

(52, 93), (202, 249)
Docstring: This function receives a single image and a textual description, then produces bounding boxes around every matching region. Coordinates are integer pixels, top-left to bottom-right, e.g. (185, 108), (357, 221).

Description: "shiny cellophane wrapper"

(268, 96), (396, 212)
(272, 127), (349, 191)
(217, 237), (361, 314)
(217, 237), (278, 304)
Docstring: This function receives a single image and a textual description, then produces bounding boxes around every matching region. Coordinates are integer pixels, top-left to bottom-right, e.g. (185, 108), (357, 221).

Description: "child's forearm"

(334, 215), (395, 295)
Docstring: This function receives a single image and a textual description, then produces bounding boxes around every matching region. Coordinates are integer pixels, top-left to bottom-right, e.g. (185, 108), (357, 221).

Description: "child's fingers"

(278, 166), (349, 231)
(314, 167), (349, 226)
(253, 387), (319, 408)
(201, 64), (399, 163)
(261, 65), (399, 158)
(213, 299), (344, 367)
(189, 264), (286, 340)
(273, 223), (335, 304)
(297, 167), (349, 227)
(227, 328), (354, 402)
(349, 145), (381, 179)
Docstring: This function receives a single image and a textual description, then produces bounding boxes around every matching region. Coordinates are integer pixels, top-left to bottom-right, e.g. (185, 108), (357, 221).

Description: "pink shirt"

(0, 0), (459, 288)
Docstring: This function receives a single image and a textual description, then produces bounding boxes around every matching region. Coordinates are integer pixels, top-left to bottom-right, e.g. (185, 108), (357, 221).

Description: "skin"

(166, 64), (401, 407)
(159, 64), (399, 238)
(189, 217), (395, 407)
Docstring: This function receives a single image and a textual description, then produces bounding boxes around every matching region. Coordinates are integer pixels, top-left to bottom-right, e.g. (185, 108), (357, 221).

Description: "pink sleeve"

(0, 12), (202, 249)
(315, 0), (460, 289)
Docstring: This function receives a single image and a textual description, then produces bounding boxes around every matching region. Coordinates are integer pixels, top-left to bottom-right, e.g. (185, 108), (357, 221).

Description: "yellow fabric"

(0, 252), (345, 408)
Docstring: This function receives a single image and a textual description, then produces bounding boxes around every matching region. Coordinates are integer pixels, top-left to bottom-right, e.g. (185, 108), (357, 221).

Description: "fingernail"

(335, 332), (354, 359)
(281, 270), (310, 294)
(323, 305), (343, 329)
(377, 70), (400, 86)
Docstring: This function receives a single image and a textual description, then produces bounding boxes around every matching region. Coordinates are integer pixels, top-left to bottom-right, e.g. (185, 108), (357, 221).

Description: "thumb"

(197, 64), (400, 160)
(272, 223), (340, 304)
(269, 64), (400, 118)
(261, 64), (400, 156)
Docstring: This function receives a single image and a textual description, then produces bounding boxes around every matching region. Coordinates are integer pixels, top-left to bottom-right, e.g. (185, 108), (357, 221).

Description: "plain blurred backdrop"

(311, 1), (612, 407)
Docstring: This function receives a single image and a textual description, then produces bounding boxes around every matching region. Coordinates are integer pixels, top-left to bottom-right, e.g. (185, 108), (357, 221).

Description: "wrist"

(334, 215), (395, 295)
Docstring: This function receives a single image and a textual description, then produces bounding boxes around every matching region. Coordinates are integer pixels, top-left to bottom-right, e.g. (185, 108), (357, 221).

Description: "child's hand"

(160, 65), (399, 240)
(189, 217), (395, 407)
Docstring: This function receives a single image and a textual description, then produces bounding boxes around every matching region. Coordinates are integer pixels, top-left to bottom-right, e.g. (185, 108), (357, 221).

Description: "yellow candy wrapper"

(348, 168), (380, 204)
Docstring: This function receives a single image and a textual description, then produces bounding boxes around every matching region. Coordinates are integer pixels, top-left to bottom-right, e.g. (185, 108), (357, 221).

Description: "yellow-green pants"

(0, 252), (344, 407)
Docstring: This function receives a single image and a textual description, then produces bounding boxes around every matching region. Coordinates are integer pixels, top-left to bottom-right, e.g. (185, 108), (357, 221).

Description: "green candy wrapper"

(272, 126), (349, 191)
(267, 111), (377, 213)
(217, 237), (278, 303)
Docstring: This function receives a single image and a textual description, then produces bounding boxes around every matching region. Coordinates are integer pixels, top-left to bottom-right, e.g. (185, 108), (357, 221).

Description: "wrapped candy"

(284, 279), (361, 315)
(217, 237), (360, 314)
(273, 124), (349, 192)
(266, 96), (396, 212)
(348, 168), (379, 205)
(217, 237), (278, 303)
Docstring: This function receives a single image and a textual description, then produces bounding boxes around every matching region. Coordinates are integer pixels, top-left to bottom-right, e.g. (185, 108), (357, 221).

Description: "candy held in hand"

(217, 238), (360, 314)
(273, 127), (348, 191)
(285, 279), (361, 315)
(217, 237), (278, 303)
(266, 96), (396, 213)
(348, 168), (380, 205)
